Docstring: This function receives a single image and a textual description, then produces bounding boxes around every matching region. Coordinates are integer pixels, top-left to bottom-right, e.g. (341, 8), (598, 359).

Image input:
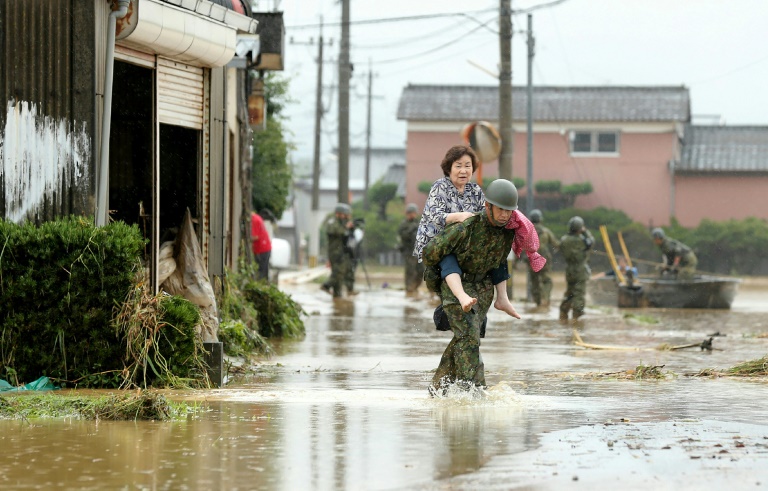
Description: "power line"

(353, 17), (471, 50)
(372, 20), (494, 65)
(286, 8), (497, 29)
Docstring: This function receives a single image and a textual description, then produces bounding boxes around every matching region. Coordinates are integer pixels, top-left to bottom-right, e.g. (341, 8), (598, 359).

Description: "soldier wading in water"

(423, 179), (522, 396)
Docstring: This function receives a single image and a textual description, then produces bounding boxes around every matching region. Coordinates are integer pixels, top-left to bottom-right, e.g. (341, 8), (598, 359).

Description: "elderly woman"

(414, 145), (539, 318)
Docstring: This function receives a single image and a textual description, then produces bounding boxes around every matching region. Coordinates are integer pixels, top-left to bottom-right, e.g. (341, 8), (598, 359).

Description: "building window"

(570, 130), (619, 155)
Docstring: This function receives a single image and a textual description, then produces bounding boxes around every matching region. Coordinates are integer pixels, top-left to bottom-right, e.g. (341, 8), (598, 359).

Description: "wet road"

(2, 270), (768, 490)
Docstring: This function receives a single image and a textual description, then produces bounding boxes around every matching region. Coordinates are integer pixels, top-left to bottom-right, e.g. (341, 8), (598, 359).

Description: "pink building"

(397, 85), (768, 228)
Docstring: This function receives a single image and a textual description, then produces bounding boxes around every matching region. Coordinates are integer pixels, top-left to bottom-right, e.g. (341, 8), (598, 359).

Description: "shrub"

(535, 180), (562, 194)
(0, 217), (145, 386)
(418, 181), (434, 195)
(224, 264), (305, 340)
(562, 182), (593, 196)
(113, 284), (208, 388)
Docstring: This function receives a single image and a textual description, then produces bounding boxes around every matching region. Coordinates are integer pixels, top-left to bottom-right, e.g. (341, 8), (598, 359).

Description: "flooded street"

(2, 270), (768, 490)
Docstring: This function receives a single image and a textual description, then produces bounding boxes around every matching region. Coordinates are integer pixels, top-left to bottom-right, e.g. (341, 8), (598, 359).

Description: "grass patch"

(0, 391), (201, 421)
(688, 356), (768, 378)
(575, 364), (675, 380)
(726, 356), (768, 376)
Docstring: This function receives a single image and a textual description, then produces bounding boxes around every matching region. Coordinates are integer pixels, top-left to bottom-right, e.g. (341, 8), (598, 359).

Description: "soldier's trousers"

(678, 255), (698, 281)
(529, 263), (553, 306)
(404, 255), (424, 292)
(431, 280), (493, 390)
(329, 254), (353, 297)
(560, 276), (587, 319)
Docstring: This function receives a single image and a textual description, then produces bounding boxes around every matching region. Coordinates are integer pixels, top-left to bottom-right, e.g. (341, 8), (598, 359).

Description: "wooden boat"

(588, 275), (741, 309)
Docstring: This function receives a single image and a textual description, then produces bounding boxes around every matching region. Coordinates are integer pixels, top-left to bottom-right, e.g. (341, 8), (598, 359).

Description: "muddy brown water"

(2, 271), (768, 490)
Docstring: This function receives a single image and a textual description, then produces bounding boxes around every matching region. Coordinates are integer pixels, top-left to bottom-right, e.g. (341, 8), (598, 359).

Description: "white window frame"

(569, 130), (620, 156)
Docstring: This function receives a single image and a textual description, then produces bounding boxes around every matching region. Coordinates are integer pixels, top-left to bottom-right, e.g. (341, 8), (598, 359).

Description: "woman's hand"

(446, 211), (474, 224)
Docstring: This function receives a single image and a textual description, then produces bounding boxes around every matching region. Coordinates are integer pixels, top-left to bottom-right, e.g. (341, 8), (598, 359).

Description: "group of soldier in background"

(322, 201), (697, 316)
(507, 210), (594, 322)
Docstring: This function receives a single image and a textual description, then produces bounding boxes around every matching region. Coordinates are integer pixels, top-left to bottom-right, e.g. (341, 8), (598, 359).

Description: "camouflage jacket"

(397, 217), (420, 254)
(559, 229), (594, 280)
(658, 237), (696, 266)
(422, 212), (515, 278)
(326, 216), (353, 261)
(534, 224), (559, 262)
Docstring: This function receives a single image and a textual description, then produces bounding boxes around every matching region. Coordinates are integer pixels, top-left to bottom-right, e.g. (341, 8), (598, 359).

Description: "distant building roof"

(679, 125), (768, 174)
(397, 85), (691, 123)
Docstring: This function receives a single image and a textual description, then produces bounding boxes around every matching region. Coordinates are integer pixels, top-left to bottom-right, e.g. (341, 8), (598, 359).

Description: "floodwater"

(2, 270), (768, 490)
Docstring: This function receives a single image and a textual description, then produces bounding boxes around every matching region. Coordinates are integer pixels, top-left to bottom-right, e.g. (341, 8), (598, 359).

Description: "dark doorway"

(159, 124), (199, 235)
(109, 61), (153, 256)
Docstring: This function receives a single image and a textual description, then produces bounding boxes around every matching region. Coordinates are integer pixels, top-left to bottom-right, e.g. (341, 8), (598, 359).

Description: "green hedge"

(0, 217), (146, 385)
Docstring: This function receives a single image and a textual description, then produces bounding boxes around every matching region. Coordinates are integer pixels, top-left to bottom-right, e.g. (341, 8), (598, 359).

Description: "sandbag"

(157, 241), (177, 286)
(160, 209), (219, 342)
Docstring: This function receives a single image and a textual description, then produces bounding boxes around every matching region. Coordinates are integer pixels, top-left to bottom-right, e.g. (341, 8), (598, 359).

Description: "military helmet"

(484, 179), (519, 211)
(334, 203), (351, 215)
(529, 209), (543, 223)
(651, 227), (665, 240)
(405, 203), (419, 214)
(568, 216), (585, 233)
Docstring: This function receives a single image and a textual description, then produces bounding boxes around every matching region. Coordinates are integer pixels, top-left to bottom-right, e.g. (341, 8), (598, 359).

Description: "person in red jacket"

(251, 211), (272, 281)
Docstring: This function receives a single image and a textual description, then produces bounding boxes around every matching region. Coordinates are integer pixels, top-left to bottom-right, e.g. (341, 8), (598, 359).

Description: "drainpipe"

(96, 0), (130, 227)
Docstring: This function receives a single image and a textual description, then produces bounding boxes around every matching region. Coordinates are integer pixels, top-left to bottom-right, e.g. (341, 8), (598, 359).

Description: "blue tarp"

(0, 377), (60, 392)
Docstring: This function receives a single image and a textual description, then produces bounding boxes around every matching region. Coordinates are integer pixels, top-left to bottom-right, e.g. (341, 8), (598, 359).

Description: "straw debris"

(0, 391), (196, 421)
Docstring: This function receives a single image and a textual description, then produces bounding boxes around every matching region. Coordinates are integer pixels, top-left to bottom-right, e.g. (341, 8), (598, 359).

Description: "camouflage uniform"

(658, 237), (698, 281)
(326, 216), (354, 297)
(398, 216), (424, 292)
(423, 212), (516, 391)
(529, 224), (559, 307)
(559, 229), (594, 320)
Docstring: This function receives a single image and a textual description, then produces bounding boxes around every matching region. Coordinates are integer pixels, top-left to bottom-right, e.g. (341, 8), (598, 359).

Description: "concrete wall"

(675, 174), (768, 227)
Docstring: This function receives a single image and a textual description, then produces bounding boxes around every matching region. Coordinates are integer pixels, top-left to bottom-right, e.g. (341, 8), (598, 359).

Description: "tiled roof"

(679, 125), (768, 173)
(397, 85), (690, 123)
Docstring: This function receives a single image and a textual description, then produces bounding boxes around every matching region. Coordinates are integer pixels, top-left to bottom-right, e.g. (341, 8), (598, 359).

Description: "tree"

(368, 181), (398, 220)
(251, 73), (294, 218)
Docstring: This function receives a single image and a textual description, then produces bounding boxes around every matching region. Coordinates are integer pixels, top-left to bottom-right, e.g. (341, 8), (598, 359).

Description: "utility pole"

(525, 13), (534, 213)
(363, 62), (373, 210)
(338, 0), (351, 203)
(308, 20), (333, 269)
(500, 0), (514, 300)
(311, 23), (325, 214)
(498, 0), (513, 181)
(525, 13), (535, 303)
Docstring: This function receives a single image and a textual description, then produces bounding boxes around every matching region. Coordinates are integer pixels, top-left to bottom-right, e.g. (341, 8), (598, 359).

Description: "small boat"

(588, 275), (741, 309)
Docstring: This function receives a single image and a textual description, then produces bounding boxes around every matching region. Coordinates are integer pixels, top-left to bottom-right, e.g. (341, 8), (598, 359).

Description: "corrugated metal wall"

(0, 0), (97, 222)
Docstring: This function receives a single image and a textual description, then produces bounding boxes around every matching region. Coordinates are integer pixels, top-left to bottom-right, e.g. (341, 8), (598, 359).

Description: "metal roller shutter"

(157, 57), (204, 129)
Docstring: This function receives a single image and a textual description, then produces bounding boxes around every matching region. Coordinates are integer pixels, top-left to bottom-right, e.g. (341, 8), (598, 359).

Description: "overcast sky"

(275, 0), (768, 168)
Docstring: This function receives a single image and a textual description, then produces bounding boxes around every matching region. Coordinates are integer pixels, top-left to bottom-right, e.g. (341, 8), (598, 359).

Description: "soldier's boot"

(559, 310), (569, 323)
